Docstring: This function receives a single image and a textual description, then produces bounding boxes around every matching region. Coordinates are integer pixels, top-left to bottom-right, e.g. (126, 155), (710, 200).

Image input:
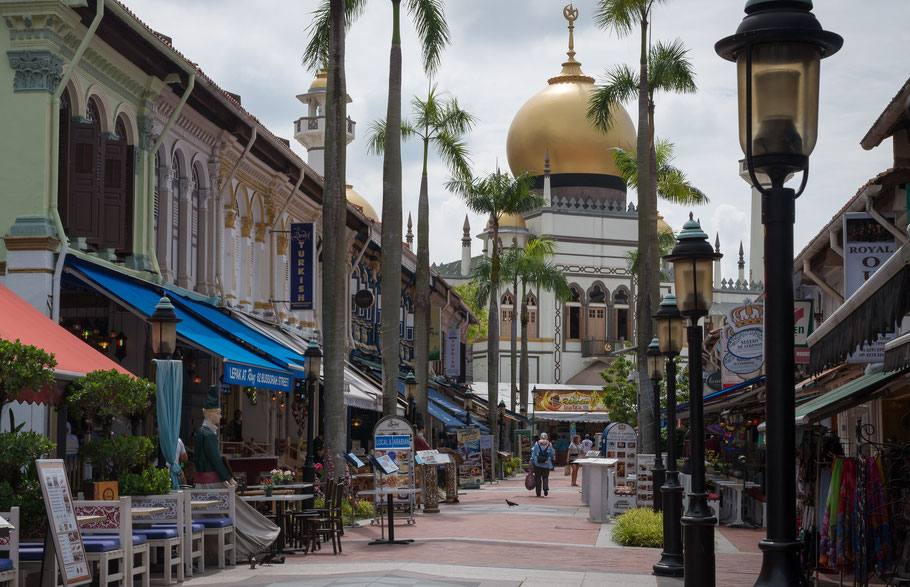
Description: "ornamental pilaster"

(276, 235), (289, 256)
(198, 188), (212, 210)
(254, 222), (267, 243)
(6, 50), (62, 93)
(178, 178), (192, 201)
(224, 208), (238, 229)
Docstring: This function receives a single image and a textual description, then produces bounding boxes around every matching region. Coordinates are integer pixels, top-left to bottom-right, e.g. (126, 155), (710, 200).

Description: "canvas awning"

(531, 411), (611, 423)
(808, 241), (910, 373)
(0, 285), (134, 404)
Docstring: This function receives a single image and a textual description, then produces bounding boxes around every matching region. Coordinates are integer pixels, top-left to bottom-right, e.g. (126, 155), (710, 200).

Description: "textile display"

(155, 359), (183, 490)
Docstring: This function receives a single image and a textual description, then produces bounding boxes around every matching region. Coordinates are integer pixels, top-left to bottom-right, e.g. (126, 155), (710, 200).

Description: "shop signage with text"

(534, 389), (606, 412)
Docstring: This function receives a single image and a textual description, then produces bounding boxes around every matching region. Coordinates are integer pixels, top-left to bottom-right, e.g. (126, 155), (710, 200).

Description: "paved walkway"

(184, 472), (768, 586)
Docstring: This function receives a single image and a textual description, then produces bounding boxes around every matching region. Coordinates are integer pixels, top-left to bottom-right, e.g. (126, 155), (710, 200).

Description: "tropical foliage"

(80, 435), (156, 481)
(65, 369), (155, 438)
(118, 467), (171, 496)
(613, 507), (664, 548)
(453, 282), (488, 341)
(597, 350), (639, 426)
(0, 338), (56, 409)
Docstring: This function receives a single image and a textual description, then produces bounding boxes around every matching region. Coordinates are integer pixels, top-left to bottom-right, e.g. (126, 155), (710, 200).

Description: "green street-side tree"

(598, 351), (639, 427)
(367, 85), (475, 427)
(447, 170), (544, 472)
(453, 282), (488, 342)
(0, 338), (56, 409)
(65, 369), (155, 438)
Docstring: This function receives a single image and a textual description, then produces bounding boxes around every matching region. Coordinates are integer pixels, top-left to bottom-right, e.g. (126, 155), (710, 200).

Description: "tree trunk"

(381, 0), (403, 416)
(487, 223), (500, 475)
(510, 273), (518, 412)
(322, 0), (348, 475)
(519, 280), (529, 427)
(635, 15), (656, 453)
(415, 165), (430, 431)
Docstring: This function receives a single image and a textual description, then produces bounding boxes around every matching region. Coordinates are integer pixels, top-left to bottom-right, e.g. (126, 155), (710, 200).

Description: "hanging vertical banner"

(289, 222), (315, 310)
(429, 307), (441, 360)
(843, 212), (897, 362)
(445, 329), (461, 377)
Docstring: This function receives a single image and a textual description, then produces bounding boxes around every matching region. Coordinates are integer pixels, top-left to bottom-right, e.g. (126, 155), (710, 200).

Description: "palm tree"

(447, 171), (544, 472)
(305, 0), (451, 417)
(367, 86), (475, 429)
(301, 0), (364, 475)
(587, 22), (695, 452)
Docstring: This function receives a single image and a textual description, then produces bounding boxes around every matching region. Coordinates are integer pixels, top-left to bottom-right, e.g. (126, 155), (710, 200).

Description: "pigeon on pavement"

(505, 499), (519, 507)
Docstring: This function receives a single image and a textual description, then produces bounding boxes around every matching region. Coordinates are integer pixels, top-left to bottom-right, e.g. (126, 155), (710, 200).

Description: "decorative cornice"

(240, 217), (253, 238)
(555, 264), (632, 277)
(136, 115), (154, 151)
(59, 34), (153, 106)
(3, 235), (60, 251)
(7, 50), (62, 93)
(3, 11), (72, 48)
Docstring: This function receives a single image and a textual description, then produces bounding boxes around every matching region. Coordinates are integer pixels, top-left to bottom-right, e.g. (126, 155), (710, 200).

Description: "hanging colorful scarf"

(819, 457), (843, 567)
(835, 457), (857, 575)
(866, 456), (893, 575)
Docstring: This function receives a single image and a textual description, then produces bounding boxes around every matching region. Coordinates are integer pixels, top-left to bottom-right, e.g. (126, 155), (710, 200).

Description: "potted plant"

(262, 477), (275, 497)
(269, 469), (293, 485)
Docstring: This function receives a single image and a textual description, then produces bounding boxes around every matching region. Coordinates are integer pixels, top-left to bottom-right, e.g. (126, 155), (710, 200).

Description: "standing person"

(227, 409), (243, 443)
(194, 386), (278, 561)
(531, 433), (555, 497)
(581, 433), (593, 455)
(568, 435), (583, 486)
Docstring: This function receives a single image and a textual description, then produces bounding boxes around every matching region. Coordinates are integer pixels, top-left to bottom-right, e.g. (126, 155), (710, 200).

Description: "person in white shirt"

(581, 434), (594, 455)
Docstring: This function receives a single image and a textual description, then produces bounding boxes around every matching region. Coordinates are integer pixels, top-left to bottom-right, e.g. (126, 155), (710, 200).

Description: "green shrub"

(0, 430), (55, 488)
(612, 507), (663, 548)
(0, 480), (45, 538)
(354, 499), (374, 519)
(313, 497), (326, 509)
(0, 339), (56, 409)
(66, 369), (155, 437)
(118, 467), (171, 496)
(82, 436), (156, 481)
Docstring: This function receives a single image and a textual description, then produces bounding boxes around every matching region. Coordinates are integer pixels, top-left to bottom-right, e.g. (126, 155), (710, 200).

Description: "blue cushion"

(82, 538), (120, 552)
(0, 558), (13, 572)
(151, 523), (205, 534)
(133, 528), (179, 540)
(192, 517), (232, 529)
(19, 547), (44, 562)
(87, 533), (148, 547)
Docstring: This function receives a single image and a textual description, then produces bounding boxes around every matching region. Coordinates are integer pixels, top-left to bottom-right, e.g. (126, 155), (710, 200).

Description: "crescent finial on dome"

(549, 5), (594, 85)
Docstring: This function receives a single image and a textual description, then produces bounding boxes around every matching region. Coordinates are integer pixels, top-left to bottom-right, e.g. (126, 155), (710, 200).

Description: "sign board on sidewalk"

(480, 435), (494, 482)
(456, 427), (483, 488)
(372, 416), (415, 513)
(635, 454), (656, 508)
(36, 459), (91, 586)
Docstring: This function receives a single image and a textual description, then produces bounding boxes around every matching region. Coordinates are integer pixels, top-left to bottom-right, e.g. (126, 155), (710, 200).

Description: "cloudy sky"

(125, 0), (908, 279)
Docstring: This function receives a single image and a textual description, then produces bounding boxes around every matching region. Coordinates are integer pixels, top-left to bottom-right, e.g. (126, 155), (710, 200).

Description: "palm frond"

(588, 64), (638, 132)
(649, 38), (697, 95)
(302, 0), (367, 73)
(407, 0), (450, 75)
(611, 147), (639, 188)
(366, 118), (416, 156)
(656, 166), (708, 205)
(438, 97), (478, 138)
(593, 0), (646, 37)
(433, 131), (472, 180)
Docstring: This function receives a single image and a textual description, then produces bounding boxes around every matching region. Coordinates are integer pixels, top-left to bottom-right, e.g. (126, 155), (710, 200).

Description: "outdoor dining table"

(190, 500), (221, 508)
(245, 482), (313, 491)
(714, 478), (759, 528)
(356, 487), (421, 545)
(240, 493), (314, 554)
(131, 506), (169, 517)
(76, 514), (106, 525)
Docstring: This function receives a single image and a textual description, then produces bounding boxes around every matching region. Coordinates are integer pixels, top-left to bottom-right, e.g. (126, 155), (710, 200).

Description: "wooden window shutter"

(100, 139), (130, 251)
(67, 121), (101, 240)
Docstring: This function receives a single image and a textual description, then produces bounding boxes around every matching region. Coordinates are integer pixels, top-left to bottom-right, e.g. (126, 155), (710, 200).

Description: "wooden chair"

(189, 488), (236, 568)
(0, 507), (19, 587)
(131, 493), (185, 585)
(305, 483), (343, 554)
(72, 497), (132, 587)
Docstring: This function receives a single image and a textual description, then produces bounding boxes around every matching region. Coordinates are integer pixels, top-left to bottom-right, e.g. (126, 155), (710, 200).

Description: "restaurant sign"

(289, 222), (315, 310)
(534, 389), (606, 412)
(223, 360), (293, 393)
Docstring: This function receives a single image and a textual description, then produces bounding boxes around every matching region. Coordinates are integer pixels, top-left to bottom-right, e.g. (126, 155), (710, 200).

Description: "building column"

(197, 188), (213, 295)
(176, 178), (192, 288)
(252, 222), (267, 313)
(222, 207), (239, 306)
(156, 166), (175, 281)
(239, 217), (253, 311)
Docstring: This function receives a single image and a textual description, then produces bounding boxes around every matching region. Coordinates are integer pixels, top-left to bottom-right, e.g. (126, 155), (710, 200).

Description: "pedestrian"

(568, 434), (583, 486)
(531, 432), (555, 497)
(581, 433), (593, 455)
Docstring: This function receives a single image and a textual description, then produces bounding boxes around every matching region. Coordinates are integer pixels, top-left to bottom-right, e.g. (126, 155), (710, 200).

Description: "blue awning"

(428, 402), (464, 428)
(65, 257), (294, 392)
(675, 375), (765, 412)
(392, 375), (489, 432)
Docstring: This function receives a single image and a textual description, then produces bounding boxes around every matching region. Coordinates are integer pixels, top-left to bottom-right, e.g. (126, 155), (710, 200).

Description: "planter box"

(82, 480), (119, 500)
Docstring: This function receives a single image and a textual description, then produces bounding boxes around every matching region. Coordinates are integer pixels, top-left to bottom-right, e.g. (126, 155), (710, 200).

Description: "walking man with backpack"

(531, 432), (555, 497)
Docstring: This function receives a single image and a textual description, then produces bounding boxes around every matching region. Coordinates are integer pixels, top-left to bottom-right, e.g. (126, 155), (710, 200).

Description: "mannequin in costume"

(194, 386), (279, 560)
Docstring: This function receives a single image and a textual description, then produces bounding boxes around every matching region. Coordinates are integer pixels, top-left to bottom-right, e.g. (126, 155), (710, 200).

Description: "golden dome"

(346, 184), (378, 221)
(309, 69), (327, 90)
(506, 8), (636, 178)
(485, 213), (527, 230)
(657, 213), (673, 236)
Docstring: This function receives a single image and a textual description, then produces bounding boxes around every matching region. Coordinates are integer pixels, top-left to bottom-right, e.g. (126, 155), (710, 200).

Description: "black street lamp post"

(405, 371), (417, 426)
(149, 296), (180, 360)
(716, 3), (841, 584)
(463, 390), (473, 427)
(664, 216), (722, 586)
(302, 338), (323, 510)
(652, 294), (686, 577)
(646, 338), (665, 513)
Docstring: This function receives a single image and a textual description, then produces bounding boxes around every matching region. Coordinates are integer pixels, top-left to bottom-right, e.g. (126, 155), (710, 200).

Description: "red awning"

(0, 285), (134, 404)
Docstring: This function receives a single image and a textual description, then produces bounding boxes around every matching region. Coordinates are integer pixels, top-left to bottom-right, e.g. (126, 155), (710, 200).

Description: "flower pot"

(264, 487), (273, 497)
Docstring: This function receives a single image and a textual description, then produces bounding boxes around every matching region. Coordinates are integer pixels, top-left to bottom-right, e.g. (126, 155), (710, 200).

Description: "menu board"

(602, 423), (638, 510)
(373, 416), (415, 511)
(36, 459), (91, 586)
(480, 435), (493, 482)
(456, 427), (483, 488)
(516, 429), (532, 465)
(415, 450), (449, 465)
(636, 454), (656, 507)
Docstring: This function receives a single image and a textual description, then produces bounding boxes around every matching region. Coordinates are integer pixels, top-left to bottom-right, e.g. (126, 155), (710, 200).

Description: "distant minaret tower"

(738, 241), (746, 283)
(294, 69), (355, 176)
(406, 212), (414, 247)
(461, 215), (472, 276)
(543, 148), (552, 206)
(714, 233), (722, 289)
